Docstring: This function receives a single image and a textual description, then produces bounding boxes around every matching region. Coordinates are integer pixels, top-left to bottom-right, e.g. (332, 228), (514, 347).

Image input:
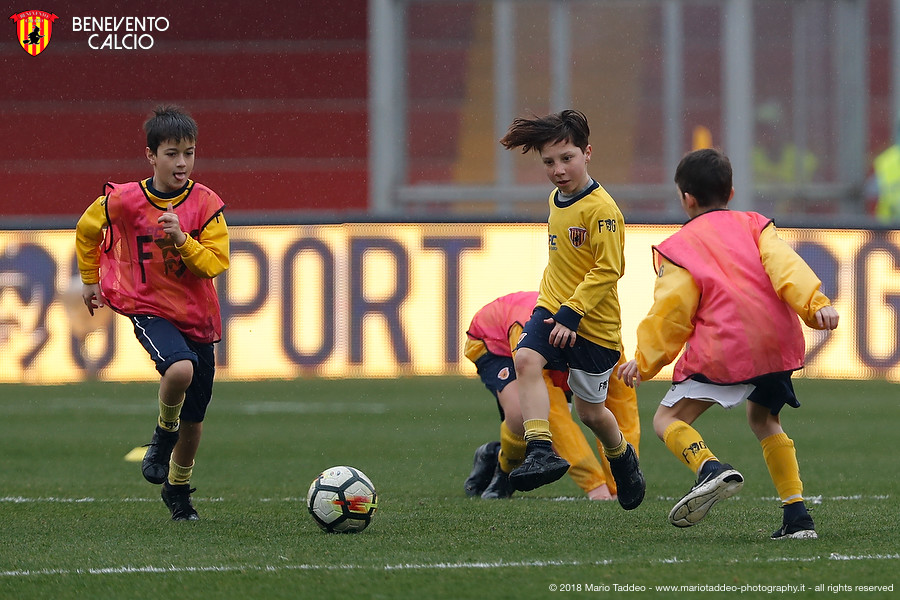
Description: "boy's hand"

(544, 317), (576, 348)
(616, 359), (642, 388)
(158, 203), (187, 246)
(815, 305), (839, 330)
(82, 283), (104, 316)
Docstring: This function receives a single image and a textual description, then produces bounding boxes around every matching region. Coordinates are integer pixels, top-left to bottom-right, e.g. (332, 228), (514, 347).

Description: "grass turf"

(0, 377), (897, 599)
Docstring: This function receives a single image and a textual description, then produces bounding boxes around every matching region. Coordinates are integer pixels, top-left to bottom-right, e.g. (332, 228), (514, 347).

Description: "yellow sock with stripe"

(602, 433), (627, 459)
(663, 420), (717, 475)
(158, 396), (184, 432)
(498, 421), (527, 473)
(523, 419), (552, 444)
(168, 459), (194, 486)
(761, 432), (804, 504)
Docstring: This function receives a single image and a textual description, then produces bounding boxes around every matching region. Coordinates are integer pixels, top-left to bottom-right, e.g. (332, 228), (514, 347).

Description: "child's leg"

(747, 402), (804, 505)
(574, 398), (625, 456)
(169, 421), (202, 485)
(497, 420), (526, 473)
(574, 396), (644, 509)
(158, 360), (193, 431)
(546, 378), (607, 497)
(168, 342), (216, 487)
(513, 347), (552, 443)
(748, 401), (816, 538)
(495, 380), (526, 473)
(132, 316), (198, 486)
(658, 396), (743, 527)
(598, 352), (641, 494)
(654, 400), (716, 475)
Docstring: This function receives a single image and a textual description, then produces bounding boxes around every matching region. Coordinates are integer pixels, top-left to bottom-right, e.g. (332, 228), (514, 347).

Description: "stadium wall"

(1, 223), (898, 384)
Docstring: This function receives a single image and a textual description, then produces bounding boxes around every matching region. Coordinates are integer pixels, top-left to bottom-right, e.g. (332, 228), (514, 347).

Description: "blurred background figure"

(867, 120), (900, 223)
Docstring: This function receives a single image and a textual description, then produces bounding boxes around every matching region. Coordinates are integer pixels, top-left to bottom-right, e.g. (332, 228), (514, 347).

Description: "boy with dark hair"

(498, 110), (645, 510)
(75, 105), (229, 521)
(618, 148), (839, 538)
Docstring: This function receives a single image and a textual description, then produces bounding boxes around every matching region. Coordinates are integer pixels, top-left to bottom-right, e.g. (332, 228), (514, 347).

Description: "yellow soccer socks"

(602, 433), (628, 460)
(663, 420), (717, 475)
(168, 459), (194, 487)
(761, 432), (804, 505)
(158, 396), (184, 432)
(523, 418), (552, 444)
(498, 421), (527, 474)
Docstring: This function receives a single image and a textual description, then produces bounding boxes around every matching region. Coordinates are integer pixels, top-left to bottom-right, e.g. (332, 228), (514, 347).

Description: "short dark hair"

(144, 105), (198, 153)
(499, 109), (590, 154)
(674, 148), (733, 207)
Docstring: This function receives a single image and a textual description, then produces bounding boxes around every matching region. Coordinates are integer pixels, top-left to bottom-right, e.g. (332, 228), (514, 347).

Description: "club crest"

(568, 226), (587, 247)
(10, 10), (58, 56)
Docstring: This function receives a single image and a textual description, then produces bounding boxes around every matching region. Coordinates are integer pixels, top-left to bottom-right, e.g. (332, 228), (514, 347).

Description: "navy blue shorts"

(473, 353), (515, 420)
(474, 353), (517, 397)
(746, 371), (800, 415)
(130, 315), (216, 423)
(516, 307), (619, 373)
(515, 307), (620, 403)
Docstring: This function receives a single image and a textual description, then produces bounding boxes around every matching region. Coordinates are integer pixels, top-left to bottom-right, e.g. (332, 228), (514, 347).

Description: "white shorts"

(660, 380), (755, 410)
(568, 365), (614, 404)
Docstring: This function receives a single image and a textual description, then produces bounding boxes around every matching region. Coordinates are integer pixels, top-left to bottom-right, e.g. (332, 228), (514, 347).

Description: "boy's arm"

(634, 257), (698, 380)
(75, 196), (108, 285)
(758, 224), (832, 329)
(176, 212), (230, 278)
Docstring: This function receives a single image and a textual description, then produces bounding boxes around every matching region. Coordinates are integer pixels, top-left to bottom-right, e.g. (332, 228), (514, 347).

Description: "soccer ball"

(306, 466), (378, 533)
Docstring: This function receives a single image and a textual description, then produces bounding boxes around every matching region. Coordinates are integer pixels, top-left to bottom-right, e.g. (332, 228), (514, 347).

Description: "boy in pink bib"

(618, 148), (839, 539)
(76, 105), (229, 521)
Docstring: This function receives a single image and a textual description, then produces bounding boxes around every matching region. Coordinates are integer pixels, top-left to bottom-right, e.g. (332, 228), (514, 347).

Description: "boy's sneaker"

(161, 482), (200, 521)
(481, 463), (515, 499)
(508, 440), (570, 491)
(771, 504), (817, 539)
(668, 461), (743, 527)
(608, 443), (645, 510)
(142, 426), (179, 485)
(464, 441), (501, 497)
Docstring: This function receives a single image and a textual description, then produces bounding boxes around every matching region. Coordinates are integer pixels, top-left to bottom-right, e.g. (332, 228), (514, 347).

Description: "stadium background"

(2, 1), (899, 383)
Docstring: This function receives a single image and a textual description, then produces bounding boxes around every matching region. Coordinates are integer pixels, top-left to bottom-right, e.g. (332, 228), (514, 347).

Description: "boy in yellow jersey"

(618, 148), (839, 538)
(462, 291), (641, 500)
(499, 110), (645, 510)
(75, 105), (229, 521)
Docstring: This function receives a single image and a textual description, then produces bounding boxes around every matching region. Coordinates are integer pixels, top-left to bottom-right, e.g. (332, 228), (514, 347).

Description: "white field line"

(3, 554), (899, 579)
(1, 494), (896, 579)
(1, 494), (891, 504)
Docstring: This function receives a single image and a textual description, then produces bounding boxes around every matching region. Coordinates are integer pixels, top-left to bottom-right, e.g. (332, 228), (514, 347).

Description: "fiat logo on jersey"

(10, 10), (58, 56)
(568, 226), (587, 247)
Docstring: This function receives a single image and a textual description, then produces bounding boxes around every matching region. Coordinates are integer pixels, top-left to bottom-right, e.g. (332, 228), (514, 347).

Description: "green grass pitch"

(1, 377), (897, 599)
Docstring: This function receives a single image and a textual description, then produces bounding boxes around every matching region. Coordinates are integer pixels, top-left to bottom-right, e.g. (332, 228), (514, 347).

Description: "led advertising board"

(1, 224), (897, 383)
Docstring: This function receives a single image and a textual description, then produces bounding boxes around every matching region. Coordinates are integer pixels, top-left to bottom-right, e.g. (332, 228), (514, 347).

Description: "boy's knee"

(513, 349), (544, 379)
(164, 360), (194, 388)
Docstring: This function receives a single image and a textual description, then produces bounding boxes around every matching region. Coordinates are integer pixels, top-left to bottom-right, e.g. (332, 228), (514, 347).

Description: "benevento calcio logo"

(10, 10), (58, 56)
(568, 226), (587, 248)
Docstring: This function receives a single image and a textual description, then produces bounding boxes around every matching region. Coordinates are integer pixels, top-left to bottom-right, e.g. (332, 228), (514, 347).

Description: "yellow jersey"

(537, 180), (624, 350)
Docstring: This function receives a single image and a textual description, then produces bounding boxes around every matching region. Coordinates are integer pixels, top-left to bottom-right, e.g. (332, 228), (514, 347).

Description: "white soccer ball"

(306, 465), (378, 533)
